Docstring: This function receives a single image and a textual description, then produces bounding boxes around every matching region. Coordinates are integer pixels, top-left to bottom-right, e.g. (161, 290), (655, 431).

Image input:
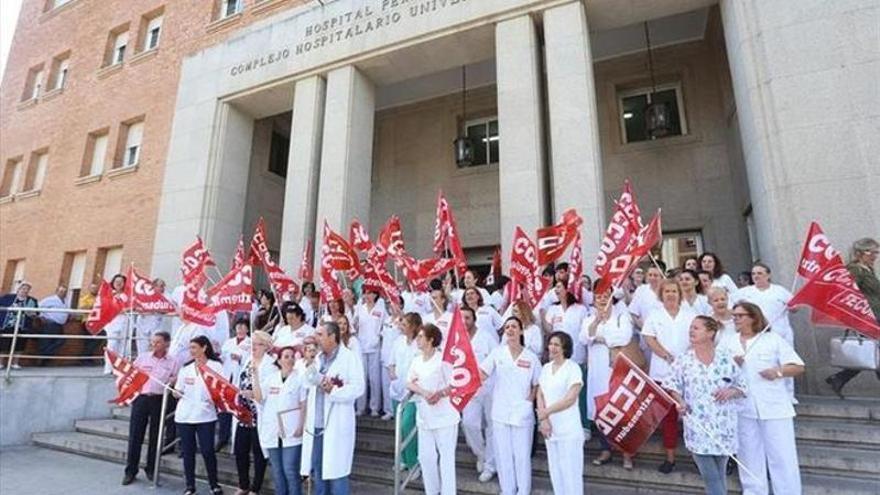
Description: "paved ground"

(0, 446), (391, 495)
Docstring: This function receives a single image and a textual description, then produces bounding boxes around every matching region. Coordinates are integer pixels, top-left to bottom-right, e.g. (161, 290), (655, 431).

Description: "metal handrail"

(1, 306), (178, 382)
(152, 388), (179, 487)
(392, 391), (420, 495)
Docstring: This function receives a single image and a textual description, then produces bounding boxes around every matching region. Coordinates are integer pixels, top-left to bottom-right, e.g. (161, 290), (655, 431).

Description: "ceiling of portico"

(229, 6), (710, 117)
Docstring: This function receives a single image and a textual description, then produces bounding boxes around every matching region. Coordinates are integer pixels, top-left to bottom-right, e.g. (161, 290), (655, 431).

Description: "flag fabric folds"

(105, 348), (150, 406)
(85, 281), (125, 335)
(197, 362), (254, 425)
(441, 306), (483, 412)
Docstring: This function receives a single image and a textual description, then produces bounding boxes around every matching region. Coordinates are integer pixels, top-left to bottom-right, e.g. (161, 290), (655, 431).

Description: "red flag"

(433, 192), (468, 274)
(441, 306), (483, 412)
(594, 354), (676, 456)
(510, 227), (538, 289)
(787, 261), (880, 340)
(127, 267), (176, 314)
(197, 362), (254, 425)
(179, 245), (216, 326)
(299, 239), (314, 282)
(319, 243), (344, 304)
(796, 222), (844, 279)
(265, 261), (299, 302)
(349, 219), (373, 252)
(231, 235), (246, 271)
(400, 256), (458, 292)
(323, 221), (361, 273)
(181, 237), (216, 283)
(526, 273), (553, 308)
(595, 180), (643, 279)
(105, 348), (150, 406)
(207, 263), (254, 314)
(377, 216), (406, 262)
(537, 208), (583, 266)
(248, 218), (272, 267)
(594, 209), (663, 295)
(85, 281), (125, 335)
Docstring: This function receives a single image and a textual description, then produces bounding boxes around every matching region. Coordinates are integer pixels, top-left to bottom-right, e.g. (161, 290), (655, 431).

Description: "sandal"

(592, 452), (612, 466)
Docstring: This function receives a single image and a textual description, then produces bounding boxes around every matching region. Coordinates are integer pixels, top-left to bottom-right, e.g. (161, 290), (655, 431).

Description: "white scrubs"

(389, 335), (418, 402)
(579, 307), (634, 420)
(380, 320), (400, 415)
(461, 329), (498, 474)
(407, 352), (460, 495)
(135, 313), (167, 355)
(220, 336), (251, 382)
(272, 323), (315, 350)
(544, 303), (589, 365)
(712, 273), (739, 295)
(730, 331), (804, 495)
(523, 323), (544, 358)
(681, 293), (712, 316)
(354, 302), (385, 414)
(475, 305), (503, 344)
(642, 306), (697, 384)
(423, 311), (452, 342)
(103, 312), (129, 373)
(538, 359), (584, 495)
(731, 283), (797, 400)
(480, 345), (540, 495)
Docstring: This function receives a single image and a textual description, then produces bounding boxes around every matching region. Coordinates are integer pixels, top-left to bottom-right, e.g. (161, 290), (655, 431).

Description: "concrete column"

(721, 0), (879, 281)
(279, 76), (326, 273)
(544, 2), (606, 266)
(314, 65), (375, 246)
(721, 0), (880, 395)
(151, 100), (253, 283)
(496, 15), (549, 262)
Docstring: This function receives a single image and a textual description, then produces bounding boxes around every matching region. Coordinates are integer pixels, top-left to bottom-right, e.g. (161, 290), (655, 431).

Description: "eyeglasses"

(732, 313), (750, 319)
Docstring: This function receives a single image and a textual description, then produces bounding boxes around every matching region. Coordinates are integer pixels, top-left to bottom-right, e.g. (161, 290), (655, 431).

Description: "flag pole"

(125, 262), (136, 359)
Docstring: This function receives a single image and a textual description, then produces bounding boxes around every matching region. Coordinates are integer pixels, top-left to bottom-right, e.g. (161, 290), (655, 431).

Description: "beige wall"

(594, 14), (752, 275)
(370, 86), (501, 259)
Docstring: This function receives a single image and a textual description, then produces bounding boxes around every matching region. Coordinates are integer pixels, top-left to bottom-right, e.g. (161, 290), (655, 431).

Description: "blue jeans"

(177, 421), (219, 490)
(311, 429), (350, 495)
(217, 412), (232, 446)
(268, 445), (303, 495)
(692, 453), (728, 495)
(38, 321), (65, 357)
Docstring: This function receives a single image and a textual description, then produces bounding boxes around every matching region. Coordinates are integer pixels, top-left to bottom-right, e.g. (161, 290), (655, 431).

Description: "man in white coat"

(301, 321), (365, 494)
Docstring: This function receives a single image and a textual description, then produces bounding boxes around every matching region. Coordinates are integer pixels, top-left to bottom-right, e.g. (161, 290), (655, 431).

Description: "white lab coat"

(730, 284), (795, 345)
(681, 293), (712, 316)
(389, 335), (418, 401)
(300, 345), (365, 480)
(273, 323), (315, 350)
(730, 331), (804, 495)
(475, 305), (503, 344)
(579, 308), (634, 420)
(712, 274), (739, 295)
(642, 306), (697, 383)
(220, 336), (251, 381)
(627, 284), (661, 323)
(539, 359), (584, 495)
(256, 367), (306, 456)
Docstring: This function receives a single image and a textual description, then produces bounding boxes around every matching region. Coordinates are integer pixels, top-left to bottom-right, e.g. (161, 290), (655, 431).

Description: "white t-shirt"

(480, 346), (540, 426)
(354, 302), (386, 353)
(538, 359), (584, 441)
(642, 306), (697, 382)
(712, 274), (739, 295)
(389, 335), (419, 401)
(474, 305), (504, 344)
(406, 352), (461, 430)
(628, 284), (661, 322)
(257, 367), (307, 451)
(544, 303), (589, 364)
(174, 360), (223, 424)
(730, 284), (794, 345)
(402, 291), (432, 316)
(273, 324), (315, 350)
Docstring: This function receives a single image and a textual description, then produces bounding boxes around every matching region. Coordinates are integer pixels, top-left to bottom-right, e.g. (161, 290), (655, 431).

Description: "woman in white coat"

(580, 286), (634, 468)
(407, 324), (460, 495)
(103, 274), (130, 374)
(253, 346), (307, 495)
(699, 253), (738, 295)
(353, 290), (386, 416)
(679, 269), (712, 315)
(730, 302), (805, 495)
(544, 281), (589, 430)
(463, 287), (503, 344)
(299, 321), (366, 493)
(479, 317), (540, 495)
(537, 331), (584, 495)
(511, 301), (543, 358)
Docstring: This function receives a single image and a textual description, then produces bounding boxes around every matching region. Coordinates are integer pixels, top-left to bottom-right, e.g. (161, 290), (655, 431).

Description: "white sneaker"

(476, 460), (484, 473)
(381, 413), (394, 421)
(478, 470), (495, 482)
(11, 363), (21, 369)
(370, 411), (380, 418)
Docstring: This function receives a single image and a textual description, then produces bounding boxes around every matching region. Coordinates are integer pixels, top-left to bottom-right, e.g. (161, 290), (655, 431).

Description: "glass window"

(112, 31), (128, 64)
(462, 117), (499, 168)
(23, 151), (49, 191)
(85, 132), (108, 177)
(146, 16), (162, 50)
(55, 58), (69, 90)
(618, 83), (687, 144)
(0, 158), (24, 197)
(222, 0), (240, 18)
(268, 131), (289, 178)
(123, 121), (144, 167)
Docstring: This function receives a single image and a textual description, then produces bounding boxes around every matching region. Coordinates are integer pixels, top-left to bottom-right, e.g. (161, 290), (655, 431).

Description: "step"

(795, 396), (880, 421)
(794, 417), (880, 446)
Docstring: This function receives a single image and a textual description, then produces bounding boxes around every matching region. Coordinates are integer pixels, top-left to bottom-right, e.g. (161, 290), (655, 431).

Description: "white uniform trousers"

(418, 424), (459, 495)
(492, 422), (533, 495)
(737, 416), (802, 495)
(462, 394), (495, 472)
(381, 365), (393, 416)
(103, 326), (127, 373)
(546, 436), (584, 495)
(356, 351), (382, 414)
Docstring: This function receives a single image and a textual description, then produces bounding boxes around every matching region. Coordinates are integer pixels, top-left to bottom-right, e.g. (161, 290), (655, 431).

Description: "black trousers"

(125, 394), (163, 476)
(235, 424), (267, 492)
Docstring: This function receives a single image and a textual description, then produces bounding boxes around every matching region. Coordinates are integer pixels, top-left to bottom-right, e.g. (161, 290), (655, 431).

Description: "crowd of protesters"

(1, 236), (878, 495)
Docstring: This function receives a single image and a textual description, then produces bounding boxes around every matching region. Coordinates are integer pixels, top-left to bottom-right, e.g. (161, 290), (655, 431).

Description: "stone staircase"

(32, 396), (879, 494)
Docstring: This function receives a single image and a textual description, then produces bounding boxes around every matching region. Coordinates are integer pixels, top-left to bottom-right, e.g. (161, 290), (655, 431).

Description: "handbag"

(829, 330), (879, 370)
